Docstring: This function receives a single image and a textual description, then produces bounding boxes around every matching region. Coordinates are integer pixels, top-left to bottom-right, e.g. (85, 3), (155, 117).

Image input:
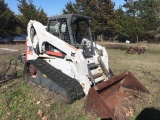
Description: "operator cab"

(47, 14), (95, 58)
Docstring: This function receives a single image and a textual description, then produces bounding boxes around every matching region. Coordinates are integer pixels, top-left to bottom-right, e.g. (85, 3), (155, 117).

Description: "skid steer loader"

(22, 14), (149, 119)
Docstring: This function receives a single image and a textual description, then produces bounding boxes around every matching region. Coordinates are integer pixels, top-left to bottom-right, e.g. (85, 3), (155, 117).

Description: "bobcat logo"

(71, 52), (76, 57)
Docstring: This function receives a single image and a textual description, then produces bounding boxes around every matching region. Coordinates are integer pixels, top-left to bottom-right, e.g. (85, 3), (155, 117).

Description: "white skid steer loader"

(22, 14), (149, 119)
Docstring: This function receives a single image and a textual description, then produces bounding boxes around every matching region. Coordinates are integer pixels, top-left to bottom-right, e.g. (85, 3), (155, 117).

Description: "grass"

(0, 79), (89, 120)
(103, 42), (160, 119)
(0, 43), (160, 120)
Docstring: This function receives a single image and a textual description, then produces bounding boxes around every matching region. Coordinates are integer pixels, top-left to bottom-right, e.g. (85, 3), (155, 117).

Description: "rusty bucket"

(85, 71), (149, 120)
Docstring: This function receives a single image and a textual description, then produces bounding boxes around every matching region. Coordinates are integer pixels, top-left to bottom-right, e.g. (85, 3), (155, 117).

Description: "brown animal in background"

(126, 46), (147, 54)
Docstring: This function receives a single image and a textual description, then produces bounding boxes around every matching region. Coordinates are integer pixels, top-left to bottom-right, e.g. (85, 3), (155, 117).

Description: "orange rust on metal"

(85, 72), (149, 120)
(126, 46), (147, 54)
(29, 64), (37, 76)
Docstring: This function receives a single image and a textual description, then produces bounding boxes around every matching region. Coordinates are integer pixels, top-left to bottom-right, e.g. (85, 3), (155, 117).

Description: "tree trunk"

(100, 34), (103, 42)
(113, 35), (118, 42)
(136, 36), (139, 44)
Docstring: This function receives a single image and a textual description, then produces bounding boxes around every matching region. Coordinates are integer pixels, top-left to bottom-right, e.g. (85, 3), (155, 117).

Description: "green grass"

(0, 43), (160, 120)
(0, 79), (90, 120)
(0, 80), (41, 120)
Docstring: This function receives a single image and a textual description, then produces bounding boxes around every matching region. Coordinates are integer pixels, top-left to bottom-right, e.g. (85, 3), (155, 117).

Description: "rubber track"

(28, 59), (84, 103)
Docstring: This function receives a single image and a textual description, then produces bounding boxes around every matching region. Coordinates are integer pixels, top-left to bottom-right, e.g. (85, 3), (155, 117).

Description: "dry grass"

(0, 43), (160, 120)
(99, 42), (160, 119)
(0, 44), (25, 76)
(0, 44), (90, 120)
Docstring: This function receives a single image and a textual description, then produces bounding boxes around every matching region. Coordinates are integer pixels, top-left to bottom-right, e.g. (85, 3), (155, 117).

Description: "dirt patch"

(0, 44), (25, 55)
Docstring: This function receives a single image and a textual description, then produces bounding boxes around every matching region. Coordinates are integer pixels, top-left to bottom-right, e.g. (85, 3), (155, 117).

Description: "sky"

(5, 0), (125, 17)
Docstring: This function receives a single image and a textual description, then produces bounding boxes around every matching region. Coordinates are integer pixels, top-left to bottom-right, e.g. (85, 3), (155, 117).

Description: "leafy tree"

(63, 0), (116, 41)
(97, 0), (115, 39)
(121, 0), (160, 42)
(17, 0), (48, 33)
(0, 0), (7, 15)
(63, 0), (160, 42)
(115, 8), (146, 42)
(0, 0), (20, 35)
(62, 1), (78, 14)
(135, 0), (158, 31)
(114, 7), (128, 41)
(148, 0), (160, 41)
(118, 0), (152, 42)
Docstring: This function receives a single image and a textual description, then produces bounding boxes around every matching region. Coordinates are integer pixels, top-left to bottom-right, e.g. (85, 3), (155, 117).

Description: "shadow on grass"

(136, 107), (160, 120)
